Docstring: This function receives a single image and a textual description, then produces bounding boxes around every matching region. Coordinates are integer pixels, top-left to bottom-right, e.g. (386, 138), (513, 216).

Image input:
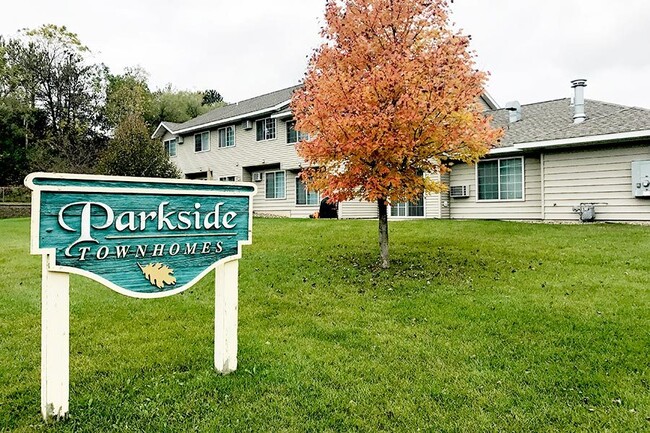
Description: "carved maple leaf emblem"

(137, 263), (177, 289)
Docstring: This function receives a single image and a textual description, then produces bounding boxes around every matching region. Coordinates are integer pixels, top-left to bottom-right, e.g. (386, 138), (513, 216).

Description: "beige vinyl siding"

(543, 143), (650, 221)
(424, 172), (443, 219)
(173, 116), (304, 181)
(339, 200), (378, 219)
(416, 172), (443, 219)
(449, 156), (542, 220)
(339, 193), (443, 220)
(478, 97), (492, 111)
(250, 169), (319, 218)
(440, 173), (451, 219)
(172, 116), (314, 216)
(422, 193), (442, 218)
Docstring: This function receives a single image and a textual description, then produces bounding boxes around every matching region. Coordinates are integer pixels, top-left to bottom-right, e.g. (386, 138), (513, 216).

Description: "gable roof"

(151, 85), (301, 138)
(151, 121), (183, 139)
(152, 84), (502, 139)
(487, 99), (650, 151)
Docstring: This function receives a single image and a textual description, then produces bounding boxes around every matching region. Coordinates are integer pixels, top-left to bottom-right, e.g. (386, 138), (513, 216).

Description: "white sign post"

(215, 260), (239, 373)
(41, 255), (70, 420)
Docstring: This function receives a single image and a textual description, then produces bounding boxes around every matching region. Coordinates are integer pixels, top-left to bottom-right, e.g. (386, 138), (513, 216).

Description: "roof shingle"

(170, 85), (301, 133)
(487, 99), (650, 147)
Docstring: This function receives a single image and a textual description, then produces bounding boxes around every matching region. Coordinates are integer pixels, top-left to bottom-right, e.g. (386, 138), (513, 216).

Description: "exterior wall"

(337, 172), (444, 220)
(542, 143), (650, 221)
(171, 116), (303, 179)
(423, 172), (443, 219)
(449, 156), (542, 220)
(166, 118), (650, 223)
(440, 173), (451, 219)
(162, 93), (495, 220)
(339, 200), (378, 219)
(252, 169), (319, 218)
(169, 116), (320, 217)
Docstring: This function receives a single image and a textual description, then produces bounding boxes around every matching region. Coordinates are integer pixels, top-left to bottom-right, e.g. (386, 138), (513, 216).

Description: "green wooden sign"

(26, 173), (256, 421)
(26, 173), (256, 298)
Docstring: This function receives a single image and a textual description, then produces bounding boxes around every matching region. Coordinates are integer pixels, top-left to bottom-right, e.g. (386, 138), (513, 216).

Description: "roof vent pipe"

(505, 101), (522, 123)
(571, 79), (587, 124)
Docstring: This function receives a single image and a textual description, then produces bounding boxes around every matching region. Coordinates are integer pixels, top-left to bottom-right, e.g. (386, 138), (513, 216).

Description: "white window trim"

(286, 120), (309, 145)
(164, 138), (177, 158)
(295, 175), (319, 206)
(388, 197), (427, 219)
(265, 170), (286, 200)
(219, 176), (237, 182)
(194, 131), (210, 153)
(217, 125), (235, 148)
(256, 118), (277, 142)
(475, 156), (526, 202)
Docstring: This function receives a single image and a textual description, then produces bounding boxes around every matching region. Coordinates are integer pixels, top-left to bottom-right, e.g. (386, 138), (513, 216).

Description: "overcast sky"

(2, 1), (649, 108)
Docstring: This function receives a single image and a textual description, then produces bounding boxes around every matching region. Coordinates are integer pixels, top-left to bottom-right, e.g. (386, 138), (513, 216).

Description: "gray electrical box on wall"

(631, 161), (650, 197)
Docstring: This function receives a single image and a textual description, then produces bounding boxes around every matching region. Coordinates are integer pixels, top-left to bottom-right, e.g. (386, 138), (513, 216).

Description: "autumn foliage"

(291, 0), (502, 267)
(292, 0), (502, 204)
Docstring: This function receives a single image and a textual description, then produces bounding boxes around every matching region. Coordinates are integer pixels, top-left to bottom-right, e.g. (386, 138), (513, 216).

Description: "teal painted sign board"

(26, 172), (256, 421)
(26, 172), (256, 298)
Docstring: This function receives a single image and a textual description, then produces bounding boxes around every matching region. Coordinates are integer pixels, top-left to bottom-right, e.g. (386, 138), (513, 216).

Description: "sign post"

(41, 255), (69, 420)
(26, 173), (256, 421)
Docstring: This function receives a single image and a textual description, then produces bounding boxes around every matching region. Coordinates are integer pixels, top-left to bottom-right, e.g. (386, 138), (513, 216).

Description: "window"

(477, 157), (523, 200)
(256, 118), (276, 141)
(286, 121), (309, 144)
(219, 176), (236, 181)
(295, 176), (319, 205)
(218, 126), (235, 148)
(194, 131), (210, 152)
(164, 138), (177, 157)
(185, 171), (209, 180)
(265, 171), (285, 199)
(390, 194), (424, 217)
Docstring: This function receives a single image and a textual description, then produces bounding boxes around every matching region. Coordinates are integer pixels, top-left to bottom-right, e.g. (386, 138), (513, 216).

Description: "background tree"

(202, 89), (223, 106)
(105, 66), (152, 127)
(97, 113), (180, 178)
(0, 99), (32, 185)
(292, 0), (503, 268)
(147, 85), (225, 126)
(0, 24), (224, 183)
(3, 24), (108, 173)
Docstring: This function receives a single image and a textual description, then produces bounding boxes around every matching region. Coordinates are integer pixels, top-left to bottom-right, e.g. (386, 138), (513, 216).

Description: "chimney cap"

(571, 78), (587, 88)
(505, 101), (522, 123)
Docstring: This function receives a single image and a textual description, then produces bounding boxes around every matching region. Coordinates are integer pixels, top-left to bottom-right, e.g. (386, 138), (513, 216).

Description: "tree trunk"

(377, 198), (389, 268)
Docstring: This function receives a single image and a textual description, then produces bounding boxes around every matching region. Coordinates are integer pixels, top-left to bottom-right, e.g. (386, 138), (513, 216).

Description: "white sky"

(1, 0), (649, 108)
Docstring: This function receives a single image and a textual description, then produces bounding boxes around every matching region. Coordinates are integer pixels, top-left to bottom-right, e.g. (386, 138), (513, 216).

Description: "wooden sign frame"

(25, 173), (256, 421)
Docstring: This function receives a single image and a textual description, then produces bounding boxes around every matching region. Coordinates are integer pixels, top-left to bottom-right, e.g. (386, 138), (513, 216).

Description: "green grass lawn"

(1, 217), (649, 432)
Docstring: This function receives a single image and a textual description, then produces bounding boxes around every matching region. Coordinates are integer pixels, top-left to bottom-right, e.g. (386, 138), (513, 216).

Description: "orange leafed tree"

(291, 0), (503, 268)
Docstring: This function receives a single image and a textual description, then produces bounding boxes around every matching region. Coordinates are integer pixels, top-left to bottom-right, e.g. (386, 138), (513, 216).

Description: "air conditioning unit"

(449, 185), (470, 198)
(253, 172), (263, 182)
(177, 136), (184, 144)
(243, 120), (253, 130)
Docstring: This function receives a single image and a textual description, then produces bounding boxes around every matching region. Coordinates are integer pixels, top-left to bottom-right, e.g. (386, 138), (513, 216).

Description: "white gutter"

(488, 129), (650, 155)
(271, 111), (293, 119)
(489, 146), (523, 155)
(150, 123), (175, 139)
(172, 100), (292, 135)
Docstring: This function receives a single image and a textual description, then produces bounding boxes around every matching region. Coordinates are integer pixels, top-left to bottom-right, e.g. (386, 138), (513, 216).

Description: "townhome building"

(153, 85), (320, 217)
(153, 80), (650, 223)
